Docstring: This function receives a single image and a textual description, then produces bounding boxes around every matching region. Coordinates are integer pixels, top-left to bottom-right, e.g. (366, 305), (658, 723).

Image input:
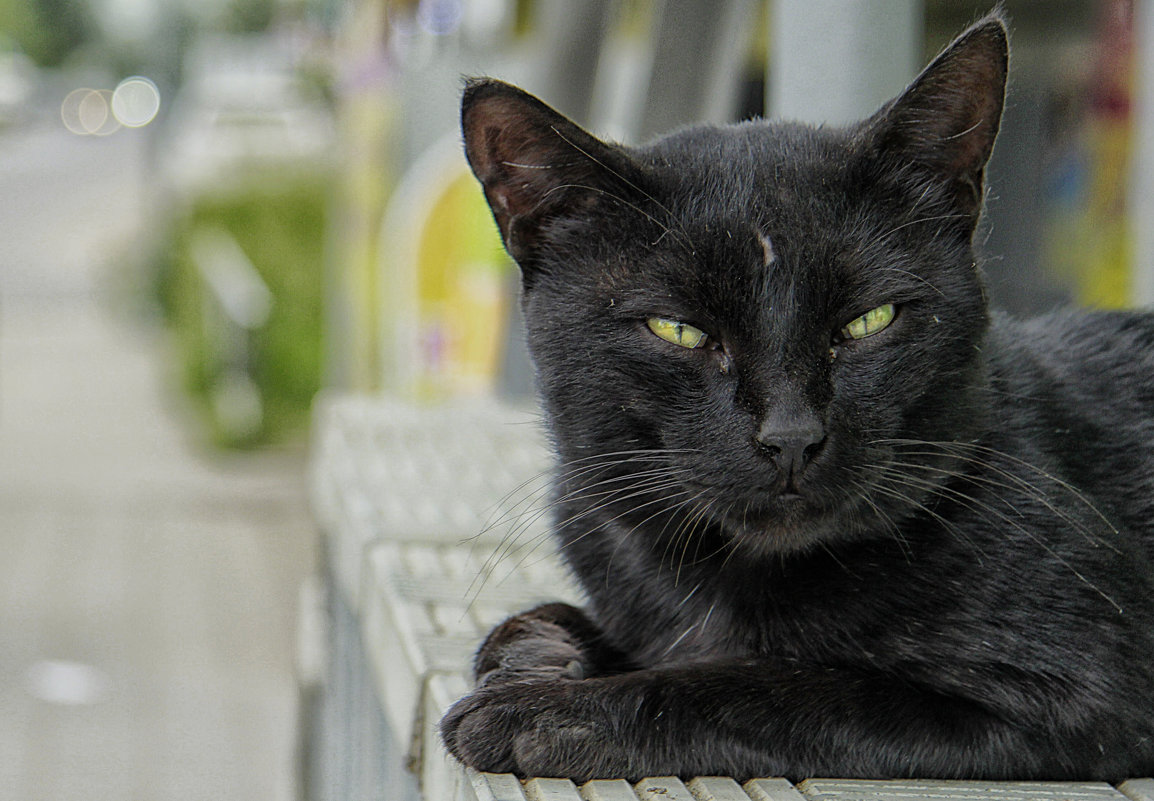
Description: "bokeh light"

(111, 76), (161, 128)
(61, 88), (121, 136)
(61, 77), (160, 136)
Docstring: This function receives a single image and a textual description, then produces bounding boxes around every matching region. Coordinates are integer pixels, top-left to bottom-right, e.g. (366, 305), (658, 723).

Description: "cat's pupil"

(647, 317), (708, 349)
(841, 304), (896, 341)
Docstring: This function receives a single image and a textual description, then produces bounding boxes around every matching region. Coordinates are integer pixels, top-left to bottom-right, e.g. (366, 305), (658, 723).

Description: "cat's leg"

(440, 659), (1106, 782)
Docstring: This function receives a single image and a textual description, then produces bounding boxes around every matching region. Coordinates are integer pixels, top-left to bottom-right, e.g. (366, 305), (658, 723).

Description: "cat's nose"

(756, 420), (826, 478)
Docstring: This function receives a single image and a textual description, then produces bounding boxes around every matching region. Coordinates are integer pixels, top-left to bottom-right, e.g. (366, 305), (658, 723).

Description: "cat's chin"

(717, 496), (853, 556)
(706, 489), (877, 558)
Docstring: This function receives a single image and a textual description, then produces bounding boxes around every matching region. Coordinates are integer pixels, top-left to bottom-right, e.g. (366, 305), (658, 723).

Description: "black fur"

(441, 11), (1154, 783)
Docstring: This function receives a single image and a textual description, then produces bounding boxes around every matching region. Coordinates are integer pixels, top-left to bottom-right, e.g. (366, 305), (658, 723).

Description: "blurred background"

(0, 0), (1151, 799)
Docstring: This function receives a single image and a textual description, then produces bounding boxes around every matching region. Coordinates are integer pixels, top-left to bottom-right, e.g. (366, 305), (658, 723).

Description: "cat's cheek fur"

(526, 292), (729, 443)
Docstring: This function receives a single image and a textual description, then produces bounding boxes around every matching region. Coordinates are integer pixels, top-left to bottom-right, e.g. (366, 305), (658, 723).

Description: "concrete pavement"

(0, 107), (316, 799)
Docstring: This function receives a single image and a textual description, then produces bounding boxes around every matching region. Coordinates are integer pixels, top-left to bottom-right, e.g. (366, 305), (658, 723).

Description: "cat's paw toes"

(440, 680), (591, 776)
(476, 657), (586, 690)
(475, 615), (589, 679)
(440, 689), (520, 773)
(510, 722), (603, 780)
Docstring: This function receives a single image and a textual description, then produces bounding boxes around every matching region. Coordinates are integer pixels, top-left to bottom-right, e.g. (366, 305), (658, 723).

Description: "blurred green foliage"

(225, 0), (276, 33)
(0, 0), (93, 66)
(157, 173), (329, 449)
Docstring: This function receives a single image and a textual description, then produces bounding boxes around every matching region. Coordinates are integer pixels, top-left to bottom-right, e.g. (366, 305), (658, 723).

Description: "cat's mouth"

(775, 490), (807, 504)
(692, 480), (847, 552)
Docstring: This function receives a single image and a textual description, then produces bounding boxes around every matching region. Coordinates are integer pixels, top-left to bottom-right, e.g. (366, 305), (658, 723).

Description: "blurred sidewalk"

(0, 110), (315, 799)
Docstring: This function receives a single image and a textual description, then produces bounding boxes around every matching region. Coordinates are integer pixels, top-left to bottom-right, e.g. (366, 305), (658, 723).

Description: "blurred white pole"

(1131, 1), (1154, 306)
(633, 0), (758, 142)
(769, 0), (921, 125)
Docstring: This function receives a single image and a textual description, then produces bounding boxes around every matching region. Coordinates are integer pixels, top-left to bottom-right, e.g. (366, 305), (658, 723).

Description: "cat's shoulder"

(992, 306), (1154, 354)
(988, 307), (1154, 393)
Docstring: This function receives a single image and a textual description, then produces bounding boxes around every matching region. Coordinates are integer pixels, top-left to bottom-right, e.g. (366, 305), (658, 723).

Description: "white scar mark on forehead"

(756, 230), (776, 266)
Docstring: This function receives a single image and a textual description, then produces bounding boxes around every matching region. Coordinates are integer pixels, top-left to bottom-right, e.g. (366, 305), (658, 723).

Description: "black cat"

(441, 11), (1154, 783)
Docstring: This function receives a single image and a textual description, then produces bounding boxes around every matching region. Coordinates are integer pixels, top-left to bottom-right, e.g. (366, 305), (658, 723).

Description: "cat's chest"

(612, 548), (951, 668)
(604, 564), (866, 666)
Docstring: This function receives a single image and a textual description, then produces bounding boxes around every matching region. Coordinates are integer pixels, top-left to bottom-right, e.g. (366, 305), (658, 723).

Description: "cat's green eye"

(841, 304), (896, 341)
(647, 317), (708, 349)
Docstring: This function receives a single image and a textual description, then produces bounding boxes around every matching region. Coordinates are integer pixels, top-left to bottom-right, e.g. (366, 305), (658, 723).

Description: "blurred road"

(0, 105), (315, 799)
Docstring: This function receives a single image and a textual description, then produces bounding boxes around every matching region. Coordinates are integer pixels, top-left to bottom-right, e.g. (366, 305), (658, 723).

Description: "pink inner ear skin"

(461, 78), (639, 267)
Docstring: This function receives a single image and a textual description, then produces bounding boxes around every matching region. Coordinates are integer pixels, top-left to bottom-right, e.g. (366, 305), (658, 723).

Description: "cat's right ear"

(461, 79), (632, 270)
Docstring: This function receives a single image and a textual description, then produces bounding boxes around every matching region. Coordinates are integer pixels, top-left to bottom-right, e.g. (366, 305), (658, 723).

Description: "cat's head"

(462, 14), (1008, 555)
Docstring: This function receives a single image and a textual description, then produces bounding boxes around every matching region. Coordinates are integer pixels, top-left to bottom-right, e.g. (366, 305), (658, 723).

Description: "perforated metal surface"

(797, 781), (1127, 801)
(463, 776), (1136, 801)
(310, 394), (554, 610)
(362, 539), (581, 759)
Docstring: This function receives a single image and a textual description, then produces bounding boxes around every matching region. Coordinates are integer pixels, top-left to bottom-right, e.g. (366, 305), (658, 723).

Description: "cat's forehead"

(642, 121), (854, 195)
(633, 122), (870, 266)
(638, 122), (865, 241)
(608, 121), (932, 327)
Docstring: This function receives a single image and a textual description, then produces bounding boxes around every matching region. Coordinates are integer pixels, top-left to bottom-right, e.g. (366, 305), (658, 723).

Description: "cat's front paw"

(440, 678), (614, 780)
(473, 603), (594, 684)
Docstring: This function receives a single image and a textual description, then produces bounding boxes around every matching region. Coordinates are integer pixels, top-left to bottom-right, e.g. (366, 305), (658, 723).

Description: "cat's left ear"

(864, 11), (1008, 217)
